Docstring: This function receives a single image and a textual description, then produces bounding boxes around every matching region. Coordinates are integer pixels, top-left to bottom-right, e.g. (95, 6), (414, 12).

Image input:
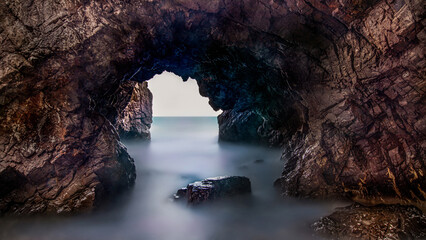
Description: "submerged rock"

(312, 204), (426, 239)
(174, 176), (251, 204)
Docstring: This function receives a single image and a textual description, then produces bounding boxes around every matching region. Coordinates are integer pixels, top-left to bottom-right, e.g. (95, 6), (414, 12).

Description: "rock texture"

(312, 204), (426, 239)
(174, 176), (252, 204)
(0, 0), (424, 214)
(116, 82), (153, 140)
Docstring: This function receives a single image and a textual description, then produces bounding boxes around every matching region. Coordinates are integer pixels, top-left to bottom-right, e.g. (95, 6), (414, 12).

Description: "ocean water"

(0, 117), (347, 240)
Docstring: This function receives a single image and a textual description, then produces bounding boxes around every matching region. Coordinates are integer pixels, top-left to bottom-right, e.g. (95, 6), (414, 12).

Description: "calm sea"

(0, 117), (347, 240)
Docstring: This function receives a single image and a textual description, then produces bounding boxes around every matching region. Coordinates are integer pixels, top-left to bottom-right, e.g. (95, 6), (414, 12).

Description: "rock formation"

(116, 82), (153, 140)
(174, 176), (252, 204)
(0, 0), (424, 215)
(313, 204), (426, 239)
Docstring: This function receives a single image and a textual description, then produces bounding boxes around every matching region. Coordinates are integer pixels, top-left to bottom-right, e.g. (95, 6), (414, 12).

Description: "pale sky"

(148, 71), (220, 116)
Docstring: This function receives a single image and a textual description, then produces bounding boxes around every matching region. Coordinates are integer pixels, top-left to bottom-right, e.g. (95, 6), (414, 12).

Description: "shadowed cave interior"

(0, 0), (425, 238)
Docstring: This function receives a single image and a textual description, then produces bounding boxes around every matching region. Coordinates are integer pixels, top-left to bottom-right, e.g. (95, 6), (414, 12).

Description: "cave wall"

(274, 1), (426, 210)
(0, 0), (424, 214)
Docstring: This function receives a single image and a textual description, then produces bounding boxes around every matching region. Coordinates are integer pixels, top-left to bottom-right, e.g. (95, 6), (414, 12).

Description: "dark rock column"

(218, 110), (265, 144)
(116, 82), (153, 140)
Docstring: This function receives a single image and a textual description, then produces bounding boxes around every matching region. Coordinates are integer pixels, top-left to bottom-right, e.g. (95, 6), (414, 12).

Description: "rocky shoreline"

(313, 204), (426, 239)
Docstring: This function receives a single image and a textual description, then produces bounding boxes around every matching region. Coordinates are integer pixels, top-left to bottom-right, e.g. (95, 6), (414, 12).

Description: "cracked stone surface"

(0, 0), (424, 215)
(174, 176), (252, 204)
(116, 82), (153, 140)
(312, 204), (426, 239)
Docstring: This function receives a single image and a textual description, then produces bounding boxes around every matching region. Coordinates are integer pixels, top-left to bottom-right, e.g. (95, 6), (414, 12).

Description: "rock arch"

(0, 0), (424, 214)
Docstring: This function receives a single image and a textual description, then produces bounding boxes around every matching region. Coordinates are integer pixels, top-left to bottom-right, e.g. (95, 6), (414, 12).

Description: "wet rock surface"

(312, 204), (426, 239)
(0, 0), (424, 214)
(174, 176), (252, 204)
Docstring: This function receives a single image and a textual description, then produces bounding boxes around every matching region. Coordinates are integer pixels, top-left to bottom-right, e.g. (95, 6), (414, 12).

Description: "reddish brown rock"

(312, 204), (426, 239)
(174, 176), (252, 204)
(116, 82), (153, 140)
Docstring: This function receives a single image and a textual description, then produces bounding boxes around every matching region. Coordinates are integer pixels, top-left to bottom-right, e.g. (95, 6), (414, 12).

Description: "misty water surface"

(0, 117), (348, 240)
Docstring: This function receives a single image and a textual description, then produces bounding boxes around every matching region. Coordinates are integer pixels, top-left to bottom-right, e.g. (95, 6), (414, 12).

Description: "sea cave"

(0, 0), (425, 239)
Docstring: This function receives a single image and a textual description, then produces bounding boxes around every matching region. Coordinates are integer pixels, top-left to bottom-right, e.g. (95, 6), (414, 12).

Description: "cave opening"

(148, 71), (220, 117)
(144, 71), (223, 148)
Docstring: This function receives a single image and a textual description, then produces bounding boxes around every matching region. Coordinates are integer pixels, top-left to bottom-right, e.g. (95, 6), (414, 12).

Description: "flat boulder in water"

(174, 176), (251, 204)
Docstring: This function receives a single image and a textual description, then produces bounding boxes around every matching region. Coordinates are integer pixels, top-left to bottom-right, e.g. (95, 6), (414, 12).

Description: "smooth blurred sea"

(0, 117), (347, 240)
